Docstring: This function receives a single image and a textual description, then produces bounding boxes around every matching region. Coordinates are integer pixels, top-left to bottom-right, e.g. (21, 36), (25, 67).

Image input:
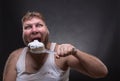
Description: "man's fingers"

(55, 54), (60, 59)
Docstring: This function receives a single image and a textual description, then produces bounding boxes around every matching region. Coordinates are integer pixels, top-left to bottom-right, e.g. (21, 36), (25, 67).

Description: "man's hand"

(56, 44), (77, 58)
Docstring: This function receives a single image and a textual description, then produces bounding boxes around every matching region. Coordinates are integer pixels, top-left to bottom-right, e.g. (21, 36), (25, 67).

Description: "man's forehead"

(23, 18), (45, 25)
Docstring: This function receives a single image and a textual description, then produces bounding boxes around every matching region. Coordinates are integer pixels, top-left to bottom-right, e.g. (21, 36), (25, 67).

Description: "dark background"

(1, 0), (120, 81)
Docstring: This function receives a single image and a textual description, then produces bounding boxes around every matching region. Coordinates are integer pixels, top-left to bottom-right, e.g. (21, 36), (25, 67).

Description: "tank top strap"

(16, 47), (28, 76)
(50, 43), (56, 51)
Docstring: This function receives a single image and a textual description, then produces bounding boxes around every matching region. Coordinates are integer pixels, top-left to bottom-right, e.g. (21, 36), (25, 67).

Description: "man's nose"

(31, 26), (38, 34)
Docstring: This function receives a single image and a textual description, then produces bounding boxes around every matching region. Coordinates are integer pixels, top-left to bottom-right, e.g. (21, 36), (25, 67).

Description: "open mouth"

(31, 37), (41, 42)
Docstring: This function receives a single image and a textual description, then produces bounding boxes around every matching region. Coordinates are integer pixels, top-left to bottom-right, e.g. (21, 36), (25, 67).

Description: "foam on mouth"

(28, 40), (44, 49)
(28, 40), (56, 54)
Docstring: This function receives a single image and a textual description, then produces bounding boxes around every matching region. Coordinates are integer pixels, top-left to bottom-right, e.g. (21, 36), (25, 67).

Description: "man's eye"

(36, 23), (43, 27)
(24, 25), (32, 29)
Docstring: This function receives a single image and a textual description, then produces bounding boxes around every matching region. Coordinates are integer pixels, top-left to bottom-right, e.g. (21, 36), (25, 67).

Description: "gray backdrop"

(1, 0), (120, 81)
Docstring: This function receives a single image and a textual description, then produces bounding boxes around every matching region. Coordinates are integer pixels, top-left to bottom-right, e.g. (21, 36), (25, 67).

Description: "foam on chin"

(28, 40), (45, 54)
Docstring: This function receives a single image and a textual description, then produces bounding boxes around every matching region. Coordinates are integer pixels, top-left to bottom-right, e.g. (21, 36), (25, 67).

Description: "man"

(3, 11), (108, 81)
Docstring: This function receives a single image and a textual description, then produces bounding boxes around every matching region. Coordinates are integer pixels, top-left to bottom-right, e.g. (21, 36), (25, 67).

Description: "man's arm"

(56, 44), (108, 78)
(67, 49), (108, 78)
(3, 49), (21, 81)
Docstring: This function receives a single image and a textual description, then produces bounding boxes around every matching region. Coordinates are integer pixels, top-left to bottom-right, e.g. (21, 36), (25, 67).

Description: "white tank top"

(16, 43), (70, 81)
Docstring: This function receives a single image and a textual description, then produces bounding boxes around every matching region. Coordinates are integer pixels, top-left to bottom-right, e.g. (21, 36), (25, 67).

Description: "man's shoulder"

(5, 47), (25, 66)
(9, 47), (25, 59)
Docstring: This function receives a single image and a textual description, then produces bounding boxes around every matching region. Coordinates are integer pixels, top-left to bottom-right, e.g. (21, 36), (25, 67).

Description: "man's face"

(22, 17), (49, 45)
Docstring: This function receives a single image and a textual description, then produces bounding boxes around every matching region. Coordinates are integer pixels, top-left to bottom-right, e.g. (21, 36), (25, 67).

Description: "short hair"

(21, 11), (45, 24)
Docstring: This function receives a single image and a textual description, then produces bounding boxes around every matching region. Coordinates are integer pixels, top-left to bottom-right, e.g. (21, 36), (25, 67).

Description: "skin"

(3, 17), (108, 81)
